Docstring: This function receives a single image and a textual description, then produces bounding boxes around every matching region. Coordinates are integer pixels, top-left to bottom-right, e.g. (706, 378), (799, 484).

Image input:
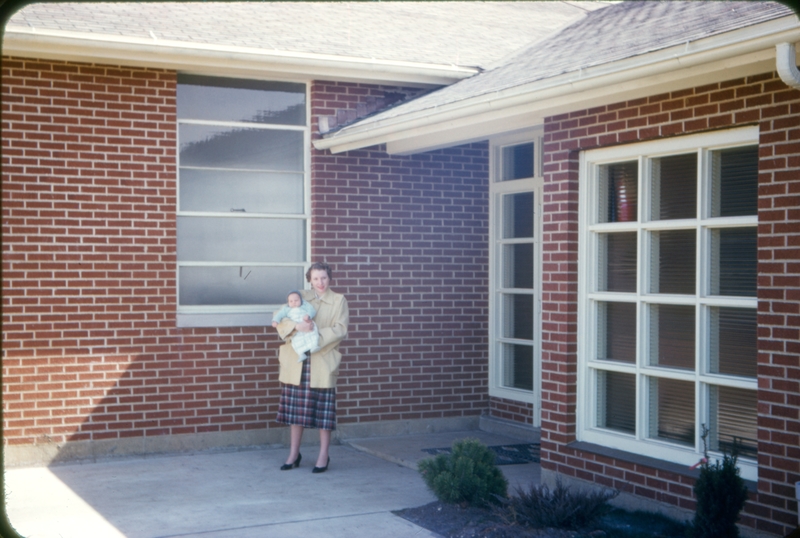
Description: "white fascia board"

(315, 16), (800, 154)
(386, 47), (778, 155)
(2, 27), (478, 87)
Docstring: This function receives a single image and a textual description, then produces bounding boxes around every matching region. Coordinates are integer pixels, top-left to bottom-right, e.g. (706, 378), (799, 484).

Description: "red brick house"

(3, 2), (799, 536)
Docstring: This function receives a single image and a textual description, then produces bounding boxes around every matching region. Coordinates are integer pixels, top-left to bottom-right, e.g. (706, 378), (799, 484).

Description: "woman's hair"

(305, 261), (332, 282)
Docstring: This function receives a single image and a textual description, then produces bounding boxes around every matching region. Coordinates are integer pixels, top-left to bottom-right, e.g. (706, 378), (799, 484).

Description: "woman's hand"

(295, 319), (314, 332)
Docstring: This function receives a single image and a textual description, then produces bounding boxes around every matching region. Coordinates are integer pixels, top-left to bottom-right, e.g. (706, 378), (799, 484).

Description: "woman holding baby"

(273, 261), (349, 474)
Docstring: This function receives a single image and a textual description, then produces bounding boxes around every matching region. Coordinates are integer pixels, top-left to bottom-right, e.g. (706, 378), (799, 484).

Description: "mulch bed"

(395, 501), (689, 538)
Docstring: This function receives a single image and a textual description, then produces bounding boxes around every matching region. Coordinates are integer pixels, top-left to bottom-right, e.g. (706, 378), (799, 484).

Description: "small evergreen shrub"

(418, 438), (508, 506)
(689, 451), (749, 538)
(688, 426), (749, 538)
(496, 478), (618, 530)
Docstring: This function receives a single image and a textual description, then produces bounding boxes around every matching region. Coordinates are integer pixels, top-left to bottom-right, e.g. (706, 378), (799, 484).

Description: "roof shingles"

(328, 1), (794, 132)
(7, 1), (610, 69)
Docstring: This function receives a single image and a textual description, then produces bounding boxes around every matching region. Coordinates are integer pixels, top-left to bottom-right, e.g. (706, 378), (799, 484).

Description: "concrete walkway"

(4, 430), (541, 538)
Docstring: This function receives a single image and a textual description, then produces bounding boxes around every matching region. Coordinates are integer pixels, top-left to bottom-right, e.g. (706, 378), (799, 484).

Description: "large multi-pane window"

(490, 132), (542, 416)
(176, 75), (309, 326)
(578, 127), (758, 481)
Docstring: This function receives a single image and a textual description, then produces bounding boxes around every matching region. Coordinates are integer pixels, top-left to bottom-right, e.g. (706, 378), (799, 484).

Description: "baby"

(271, 291), (320, 361)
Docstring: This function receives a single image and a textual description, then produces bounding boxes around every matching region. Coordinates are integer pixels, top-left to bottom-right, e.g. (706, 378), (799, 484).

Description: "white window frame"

(489, 129), (543, 419)
(577, 126), (759, 481)
(175, 77), (312, 328)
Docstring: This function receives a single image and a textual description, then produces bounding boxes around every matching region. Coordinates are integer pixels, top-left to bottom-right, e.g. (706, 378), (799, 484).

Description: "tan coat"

(275, 288), (349, 389)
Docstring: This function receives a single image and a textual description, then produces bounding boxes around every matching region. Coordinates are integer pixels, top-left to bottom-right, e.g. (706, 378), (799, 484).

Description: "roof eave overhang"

(314, 15), (800, 155)
(1, 27), (478, 87)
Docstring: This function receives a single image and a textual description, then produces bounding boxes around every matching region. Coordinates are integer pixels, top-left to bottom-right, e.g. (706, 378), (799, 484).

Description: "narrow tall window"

(579, 127), (758, 480)
(490, 134), (542, 415)
(177, 75), (308, 325)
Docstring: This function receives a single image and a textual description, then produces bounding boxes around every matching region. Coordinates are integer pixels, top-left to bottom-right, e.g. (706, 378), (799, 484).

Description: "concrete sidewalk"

(4, 430), (541, 538)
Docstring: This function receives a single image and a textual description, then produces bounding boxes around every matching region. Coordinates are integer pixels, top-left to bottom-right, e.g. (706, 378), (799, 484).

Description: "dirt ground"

(394, 501), (690, 538)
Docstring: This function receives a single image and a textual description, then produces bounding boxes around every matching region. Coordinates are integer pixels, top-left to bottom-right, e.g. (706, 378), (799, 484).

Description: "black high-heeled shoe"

(280, 453), (301, 471)
(312, 456), (330, 474)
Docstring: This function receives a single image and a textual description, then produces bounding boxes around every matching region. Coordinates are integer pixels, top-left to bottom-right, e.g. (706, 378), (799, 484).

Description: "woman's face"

(309, 269), (330, 296)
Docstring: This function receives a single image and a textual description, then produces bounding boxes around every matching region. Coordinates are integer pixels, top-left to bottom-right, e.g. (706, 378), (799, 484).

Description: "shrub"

(418, 438), (508, 507)
(689, 451), (749, 538)
(496, 478), (618, 530)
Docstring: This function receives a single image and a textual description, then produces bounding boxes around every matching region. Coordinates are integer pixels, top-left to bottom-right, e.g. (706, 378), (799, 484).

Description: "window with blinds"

(578, 127), (759, 479)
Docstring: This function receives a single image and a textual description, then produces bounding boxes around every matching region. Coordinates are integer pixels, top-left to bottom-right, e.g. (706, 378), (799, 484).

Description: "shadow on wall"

(5, 327), (286, 468)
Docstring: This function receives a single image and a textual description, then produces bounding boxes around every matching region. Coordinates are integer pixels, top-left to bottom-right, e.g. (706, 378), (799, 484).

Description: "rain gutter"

(2, 27), (478, 86)
(776, 41), (800, 89)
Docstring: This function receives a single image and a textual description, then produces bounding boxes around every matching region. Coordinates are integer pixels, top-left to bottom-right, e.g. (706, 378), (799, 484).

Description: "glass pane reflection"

(502, 294), (534, 341)
(599, 232), (636, 292)
(502, 343), (533, 391)
(502, 243), (534, 289)
(501, 143), (534, 181)
(710, 307), (756, 378)
(712, 386), (757, 459)
(177, 216), (305, 263)
(599, 161), (638, 223)
(502, 193), (534, 239)
(649, 377), (694, 446)
(180, 169), (304, 214)
(178, 75), (305, 125)
(179, 265), (305, 306)
(597, 370), (635, 434)
(651, 230), (695, 295)
(597, 302), (636, 363)
(649, 304), (695, 370)
(651, 153), (696, 220)
(179, 125), (303, 171)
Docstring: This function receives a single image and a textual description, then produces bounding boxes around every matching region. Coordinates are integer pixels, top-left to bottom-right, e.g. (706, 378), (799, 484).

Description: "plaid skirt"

(276, 357), (336, 430)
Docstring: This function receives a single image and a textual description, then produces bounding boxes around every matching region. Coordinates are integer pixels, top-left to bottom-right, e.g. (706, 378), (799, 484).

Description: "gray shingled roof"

(328, 1), (795, 131)
(6, 1), (610, 69)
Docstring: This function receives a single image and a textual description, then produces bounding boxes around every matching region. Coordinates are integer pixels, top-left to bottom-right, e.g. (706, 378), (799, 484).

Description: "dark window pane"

(502, 143), (534, 181)
(652, 153), (697, 220)
(502, 243), (534, 289)
(179, 265), (305, 306)
(598, 302), (636, 363)
(503, 192), (534, 239)
(600, 232), (637, 292)
(177, 75), (306, 125)
(600, 161), (638, 223)
(712, 146), (758, 217)
(713, 386), (757, 459)
(710, 307), (757, 378)
(652, 230), (695, 294)
(502, 294), (534, 341)
(650, 304), (695, 370)
(502, 343), (533, 391)
(649, 377), (694, 446)
(598, 371), (636, 434)
(711, 228), (757, 297)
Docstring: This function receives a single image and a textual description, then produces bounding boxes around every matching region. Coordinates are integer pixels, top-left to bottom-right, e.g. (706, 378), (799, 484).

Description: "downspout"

(776, 42), (800, 89)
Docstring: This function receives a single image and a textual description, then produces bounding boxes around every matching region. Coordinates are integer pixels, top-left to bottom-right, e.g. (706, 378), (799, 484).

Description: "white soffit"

(2, 27), (478, 86)
(315, 16), (800, 155)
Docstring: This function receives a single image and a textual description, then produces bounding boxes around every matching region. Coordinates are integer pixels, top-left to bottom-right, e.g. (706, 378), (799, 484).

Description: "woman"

(274, 261), (349, 473)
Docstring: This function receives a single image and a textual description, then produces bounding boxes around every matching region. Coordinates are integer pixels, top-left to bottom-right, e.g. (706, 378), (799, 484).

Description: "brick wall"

(311, 80), (491, 425)
(1, 61), (493, 454)
(541, 71), (800, 536)
(0, 57), (285, 449)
